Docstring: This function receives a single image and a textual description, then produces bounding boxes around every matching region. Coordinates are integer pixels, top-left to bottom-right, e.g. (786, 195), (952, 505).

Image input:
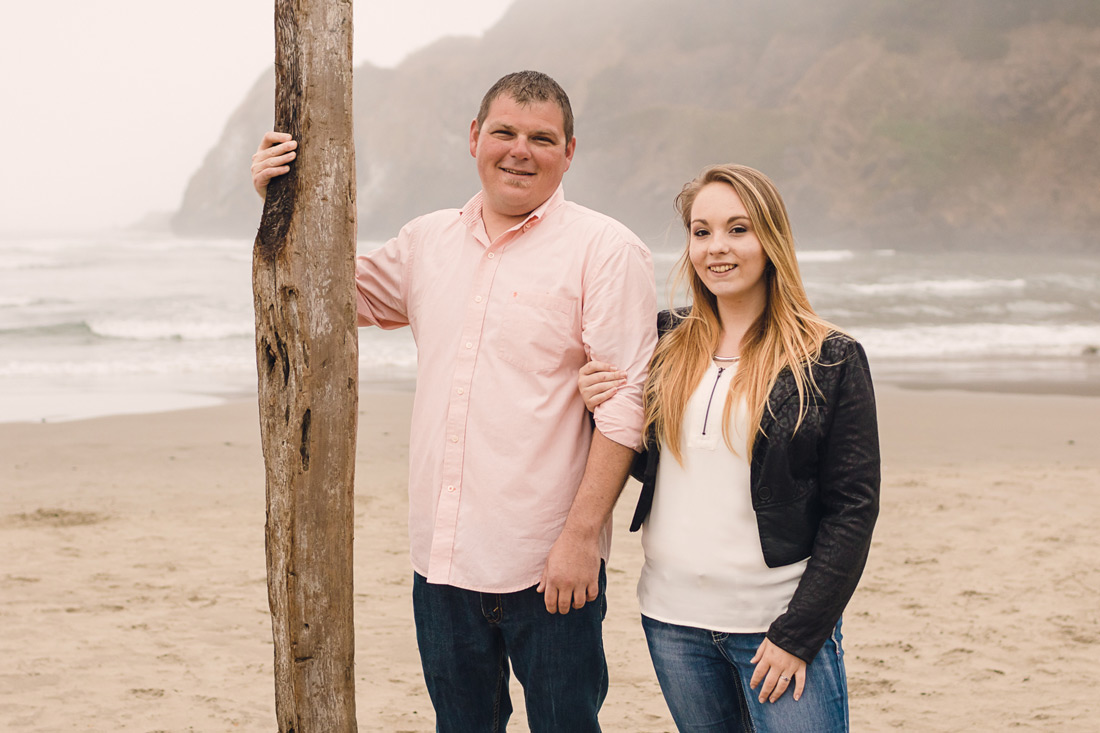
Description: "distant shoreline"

(891, 378), (1100, 398)
(3, 373), (1097, 426)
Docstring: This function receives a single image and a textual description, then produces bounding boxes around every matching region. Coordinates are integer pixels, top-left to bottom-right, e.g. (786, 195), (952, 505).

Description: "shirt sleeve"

(354, 221), (416, 329)
(582, 238), (657, 451)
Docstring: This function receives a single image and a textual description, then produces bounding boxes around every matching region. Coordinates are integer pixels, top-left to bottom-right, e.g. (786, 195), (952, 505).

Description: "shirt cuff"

(593, 395), (645, 452)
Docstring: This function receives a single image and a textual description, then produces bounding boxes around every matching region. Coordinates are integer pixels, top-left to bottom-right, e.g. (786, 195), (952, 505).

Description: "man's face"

(469, 94), (576, 224)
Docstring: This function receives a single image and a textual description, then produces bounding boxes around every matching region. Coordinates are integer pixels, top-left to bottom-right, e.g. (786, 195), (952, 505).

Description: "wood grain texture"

(253, 0), (358, 730)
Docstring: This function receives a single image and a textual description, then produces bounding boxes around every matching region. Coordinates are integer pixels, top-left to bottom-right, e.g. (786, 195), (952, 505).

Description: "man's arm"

(537, 428), (634, 613)
(248, 130), (413, 329)
(251, 131), (298, 199)
(535, 235), (657, 613)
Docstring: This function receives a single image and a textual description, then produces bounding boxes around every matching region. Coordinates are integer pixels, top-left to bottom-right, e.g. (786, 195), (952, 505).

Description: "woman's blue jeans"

(412, 565), (608, 733)
(641, 615), (849, 732)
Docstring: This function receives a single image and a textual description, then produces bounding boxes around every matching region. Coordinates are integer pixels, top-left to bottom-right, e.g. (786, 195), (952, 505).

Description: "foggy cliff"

(173, 0), (1100, 252)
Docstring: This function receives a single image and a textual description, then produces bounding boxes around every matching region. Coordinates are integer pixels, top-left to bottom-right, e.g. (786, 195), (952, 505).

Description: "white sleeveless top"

(637, 362), (808, 633)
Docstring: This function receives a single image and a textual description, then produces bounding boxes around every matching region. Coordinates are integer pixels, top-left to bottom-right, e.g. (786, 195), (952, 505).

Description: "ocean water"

(1, 233), (1098, 423)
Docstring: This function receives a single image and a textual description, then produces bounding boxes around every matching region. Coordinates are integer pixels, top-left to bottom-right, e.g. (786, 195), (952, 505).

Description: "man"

(252, 70), (656, 732)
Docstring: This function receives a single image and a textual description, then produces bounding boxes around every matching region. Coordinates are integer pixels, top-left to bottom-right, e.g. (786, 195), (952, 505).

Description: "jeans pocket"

(830, 618), (844, 660)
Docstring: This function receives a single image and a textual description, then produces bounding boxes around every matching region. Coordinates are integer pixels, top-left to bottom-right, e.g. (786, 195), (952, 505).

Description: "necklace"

(712, 354), (741, 362)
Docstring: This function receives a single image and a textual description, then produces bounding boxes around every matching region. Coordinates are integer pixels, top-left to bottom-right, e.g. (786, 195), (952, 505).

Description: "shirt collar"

(459, 185), (566, 237)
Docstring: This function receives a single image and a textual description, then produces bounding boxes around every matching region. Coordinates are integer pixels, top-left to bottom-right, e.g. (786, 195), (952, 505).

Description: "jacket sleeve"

(765, 339), (881, 662)
(627, 309), (678, 530)
(629, 446), (649, 484)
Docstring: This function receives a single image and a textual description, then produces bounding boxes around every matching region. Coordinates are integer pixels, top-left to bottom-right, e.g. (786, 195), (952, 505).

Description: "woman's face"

(688, 182), (769, 310)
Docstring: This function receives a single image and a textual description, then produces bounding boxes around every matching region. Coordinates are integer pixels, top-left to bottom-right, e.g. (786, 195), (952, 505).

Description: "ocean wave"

(0, 296), (76, 317)
(847, 278), (1028, 297)
(868, 303), (958, 319)
(979, 301), (1077, 318)
(0, 354), (256, 377)
(854, 322), (1100, 359)
(652, 249), (856, 265)
(0, 321), (94, 338)
(1036, 273), (1100, 291)
(0, 328), (418, 378)
(87, 318), (253, 341)
(0, 254), (59, 271)
(0, 342), (417, 378)
(797, 250), (855, 263)
(4, 320), (1096, 381)
(357, 338), (418, 370)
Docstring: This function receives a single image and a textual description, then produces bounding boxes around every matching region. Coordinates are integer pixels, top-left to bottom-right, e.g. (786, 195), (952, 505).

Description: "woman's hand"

(577, 361), (626, 412)
(749, 637), (807, 704)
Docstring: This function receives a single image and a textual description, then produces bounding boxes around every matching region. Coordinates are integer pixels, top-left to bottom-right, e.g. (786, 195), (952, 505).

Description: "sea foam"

(87, 318), (253, 341)
(847, 278), (1028, 297)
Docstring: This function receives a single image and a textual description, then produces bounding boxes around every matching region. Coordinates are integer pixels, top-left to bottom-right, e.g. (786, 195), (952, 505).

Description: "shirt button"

(447, 485), (456, 493)
(457, 388), (464, 395)
(487, 252), (495, 259)
(450, 436), (459, 443)
(465, 342), (473, 349)
(475, 295), (483, 303)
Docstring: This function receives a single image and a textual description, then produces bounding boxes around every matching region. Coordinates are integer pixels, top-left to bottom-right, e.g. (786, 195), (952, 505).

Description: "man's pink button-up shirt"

(355, 187), (656, 593)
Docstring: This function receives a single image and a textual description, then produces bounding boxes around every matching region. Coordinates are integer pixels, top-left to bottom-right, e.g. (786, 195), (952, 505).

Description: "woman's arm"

(578, 360), (626, 411)
(765, 338), (881, 663)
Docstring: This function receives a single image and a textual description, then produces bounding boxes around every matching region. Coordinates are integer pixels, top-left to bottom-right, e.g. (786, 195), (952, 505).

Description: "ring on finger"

(779, 675), (791, 682)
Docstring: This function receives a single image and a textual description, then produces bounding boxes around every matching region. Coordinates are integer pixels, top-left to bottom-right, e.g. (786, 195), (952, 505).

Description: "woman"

(580, 165), (879, 732)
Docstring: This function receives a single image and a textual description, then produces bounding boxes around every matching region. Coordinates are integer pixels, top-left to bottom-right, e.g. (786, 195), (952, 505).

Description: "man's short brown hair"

(476, 70), (574, 142)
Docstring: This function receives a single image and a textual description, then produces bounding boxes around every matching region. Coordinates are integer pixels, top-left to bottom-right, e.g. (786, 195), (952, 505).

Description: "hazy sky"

(1, 0), (513, 234)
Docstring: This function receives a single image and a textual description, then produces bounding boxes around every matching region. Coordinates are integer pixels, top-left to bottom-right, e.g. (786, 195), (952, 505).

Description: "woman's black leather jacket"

(629, 309), (881, 662)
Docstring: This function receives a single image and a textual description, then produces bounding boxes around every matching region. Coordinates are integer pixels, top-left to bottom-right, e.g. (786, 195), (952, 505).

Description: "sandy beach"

(2, 384), (1098, 731)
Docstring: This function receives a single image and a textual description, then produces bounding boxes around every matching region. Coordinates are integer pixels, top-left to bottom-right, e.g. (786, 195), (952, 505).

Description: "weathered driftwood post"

(252, 0), (358, 730)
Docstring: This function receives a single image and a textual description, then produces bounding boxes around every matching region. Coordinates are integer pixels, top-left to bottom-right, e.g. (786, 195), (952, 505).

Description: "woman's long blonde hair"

(645, 164), (839, 462)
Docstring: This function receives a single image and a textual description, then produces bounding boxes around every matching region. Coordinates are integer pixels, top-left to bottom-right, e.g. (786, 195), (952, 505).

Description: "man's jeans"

(641, 615), (849, 733)
(412, 565), (608, 733)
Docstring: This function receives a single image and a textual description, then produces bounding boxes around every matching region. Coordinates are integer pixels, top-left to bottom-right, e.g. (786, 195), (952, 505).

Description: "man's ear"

(564, 136), (577, 169)
(469, 119), (480, 158)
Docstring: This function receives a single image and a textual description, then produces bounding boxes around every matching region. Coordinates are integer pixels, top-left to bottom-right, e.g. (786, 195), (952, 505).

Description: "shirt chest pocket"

(497, 292), (576, 372)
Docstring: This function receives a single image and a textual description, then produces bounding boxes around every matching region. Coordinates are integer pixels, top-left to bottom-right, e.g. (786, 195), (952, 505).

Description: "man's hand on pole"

(252, 131), (297, 199)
